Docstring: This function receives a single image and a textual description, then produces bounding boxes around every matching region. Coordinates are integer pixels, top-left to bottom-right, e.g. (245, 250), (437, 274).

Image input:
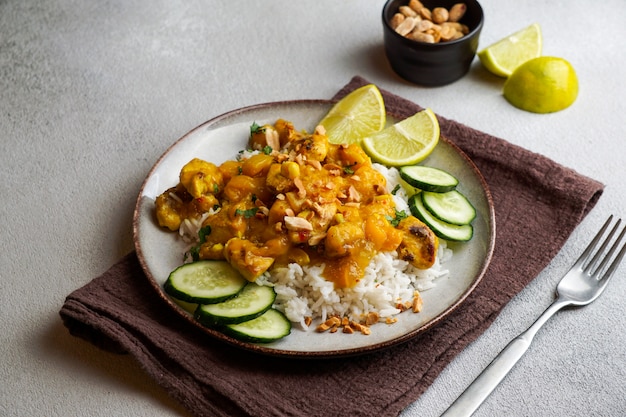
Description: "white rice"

(257, 242), (451, 330)
(179, 211), (212, 243)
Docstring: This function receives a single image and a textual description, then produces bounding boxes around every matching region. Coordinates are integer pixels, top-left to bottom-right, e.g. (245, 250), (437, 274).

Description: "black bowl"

(382, 0), (484, 86)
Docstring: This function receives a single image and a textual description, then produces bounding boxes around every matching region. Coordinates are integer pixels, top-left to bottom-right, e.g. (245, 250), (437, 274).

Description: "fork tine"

(586, 217), (622, 273)
(575, 215), (614, 268)
(594, 221), (626, 281)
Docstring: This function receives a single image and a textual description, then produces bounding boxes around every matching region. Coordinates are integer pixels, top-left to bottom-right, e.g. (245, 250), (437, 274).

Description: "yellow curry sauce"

(155, 119), (438, 289)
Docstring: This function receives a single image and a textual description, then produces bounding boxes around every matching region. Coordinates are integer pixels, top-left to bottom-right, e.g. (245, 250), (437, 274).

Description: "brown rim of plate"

(132, 99), (496, 359)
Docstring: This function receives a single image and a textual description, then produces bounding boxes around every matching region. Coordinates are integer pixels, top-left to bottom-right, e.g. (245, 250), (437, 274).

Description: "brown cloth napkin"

(60, 76), (604, 417)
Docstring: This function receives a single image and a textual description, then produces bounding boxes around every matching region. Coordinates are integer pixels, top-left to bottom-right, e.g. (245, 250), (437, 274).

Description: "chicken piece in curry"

(155, 119), (438, 289)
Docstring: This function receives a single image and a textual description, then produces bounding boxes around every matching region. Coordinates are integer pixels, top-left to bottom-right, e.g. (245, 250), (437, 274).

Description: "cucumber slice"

(421, 190), (476, 225)
(408, 194), (473, 241)
(399, 166), (459, 193)
(223, 309), (291, 343)
(164, 260), (246, 304)
(195, 283), (276, 326)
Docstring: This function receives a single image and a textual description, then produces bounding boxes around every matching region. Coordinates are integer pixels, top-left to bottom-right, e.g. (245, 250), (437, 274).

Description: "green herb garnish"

(250, 122), (265, 135)
(386, 209), (408, 227)
(235, 208), (259, 218)
(187, 225), (212, 262)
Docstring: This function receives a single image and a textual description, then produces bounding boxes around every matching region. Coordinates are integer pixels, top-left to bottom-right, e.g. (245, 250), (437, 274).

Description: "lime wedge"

(319, 84), (386, 145)
(478, 23), (542, 77)
(361, 108), (440, 167)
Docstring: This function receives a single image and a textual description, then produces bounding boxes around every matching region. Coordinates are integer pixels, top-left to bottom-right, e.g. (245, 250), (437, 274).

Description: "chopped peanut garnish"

(350, 321), (363, 331)
(347, 185), (361, 202)
(308, 232), (327, 246)
(316, 316), (341, 332)
(264, 129), (280, 150)
(412, 291), (423, 313)
(396, 302), (409, 312)
(307, 159), (322, 170)
(373, 184), (388, 194)
(316, 323), (330, 332)
(365, 312), (380, 326)
(284, 216), (313, 231)
(294, 177), (306, 198)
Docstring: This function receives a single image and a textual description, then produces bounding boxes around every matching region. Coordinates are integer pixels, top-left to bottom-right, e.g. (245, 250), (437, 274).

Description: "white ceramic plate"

(133, 100), (495, 358)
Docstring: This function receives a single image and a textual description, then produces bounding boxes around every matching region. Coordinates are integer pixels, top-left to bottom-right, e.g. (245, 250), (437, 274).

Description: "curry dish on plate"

(154, 119), (438, 290)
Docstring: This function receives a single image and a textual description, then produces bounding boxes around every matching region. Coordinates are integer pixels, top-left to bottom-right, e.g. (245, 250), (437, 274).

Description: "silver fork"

(441, 215), (626, 417)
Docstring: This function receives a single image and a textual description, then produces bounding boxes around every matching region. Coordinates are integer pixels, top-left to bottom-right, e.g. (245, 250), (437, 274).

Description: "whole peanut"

(432, 7), (449, 24)
(395, 17), (417, 36)
(390, 12), (406, 30)
(448, 3), (467, 22)
(399, 5), (418, 17)
(410, 31), (435, 43)
(408, 0), (424, 12)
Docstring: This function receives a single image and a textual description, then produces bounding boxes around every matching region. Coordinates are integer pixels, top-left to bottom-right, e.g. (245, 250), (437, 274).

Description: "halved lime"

(503, 56), (578, 113)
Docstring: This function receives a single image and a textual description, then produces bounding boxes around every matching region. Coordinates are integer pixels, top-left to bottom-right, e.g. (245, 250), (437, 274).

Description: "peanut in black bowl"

(382, 0), (484, 86)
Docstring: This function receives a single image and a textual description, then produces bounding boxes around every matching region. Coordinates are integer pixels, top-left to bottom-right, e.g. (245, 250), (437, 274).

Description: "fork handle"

(440, 299), (569, 417)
